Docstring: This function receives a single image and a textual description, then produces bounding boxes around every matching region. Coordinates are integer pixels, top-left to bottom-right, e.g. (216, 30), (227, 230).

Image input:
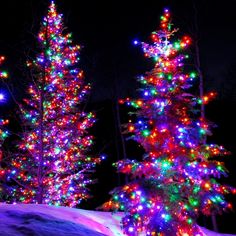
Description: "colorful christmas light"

(0, 56), (8, 103)
(105, 9), (235, 235)
(0, 56), (9, 180)
(5, 1), (101, 207)
(0, 56), (8, 79)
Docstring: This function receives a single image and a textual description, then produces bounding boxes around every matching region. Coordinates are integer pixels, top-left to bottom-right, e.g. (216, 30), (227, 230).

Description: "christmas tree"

(103, 9), (235, 235)
(5, 1), (101, 207)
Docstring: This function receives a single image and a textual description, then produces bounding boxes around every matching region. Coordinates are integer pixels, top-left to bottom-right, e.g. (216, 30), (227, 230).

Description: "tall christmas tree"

(5, 1), (101, 207)
(104, 9), (235, 235)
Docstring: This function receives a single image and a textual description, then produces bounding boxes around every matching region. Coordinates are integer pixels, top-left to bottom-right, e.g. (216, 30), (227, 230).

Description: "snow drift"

(0, 203), (234, 236)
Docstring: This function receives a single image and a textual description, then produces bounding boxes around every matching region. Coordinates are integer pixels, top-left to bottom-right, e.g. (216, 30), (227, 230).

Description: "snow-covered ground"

(0, 203), (235, 236)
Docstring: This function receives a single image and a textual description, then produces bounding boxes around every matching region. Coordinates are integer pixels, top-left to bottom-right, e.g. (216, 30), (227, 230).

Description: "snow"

(0, 203), (235, 236)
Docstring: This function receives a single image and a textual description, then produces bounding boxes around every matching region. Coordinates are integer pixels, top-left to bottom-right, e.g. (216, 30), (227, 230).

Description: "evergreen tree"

(104, 9), (235, 235)
(5, 1), (101, 207)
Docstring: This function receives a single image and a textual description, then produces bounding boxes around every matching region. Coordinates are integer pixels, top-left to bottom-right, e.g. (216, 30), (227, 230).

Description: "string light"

(0, 56), (9, 178)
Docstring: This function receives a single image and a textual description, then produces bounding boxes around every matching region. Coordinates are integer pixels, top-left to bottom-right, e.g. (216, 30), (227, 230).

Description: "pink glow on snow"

(0, 203), (235, 236)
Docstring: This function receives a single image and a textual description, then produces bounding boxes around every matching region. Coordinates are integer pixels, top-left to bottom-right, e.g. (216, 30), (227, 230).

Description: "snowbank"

(0, 203), (234, 236)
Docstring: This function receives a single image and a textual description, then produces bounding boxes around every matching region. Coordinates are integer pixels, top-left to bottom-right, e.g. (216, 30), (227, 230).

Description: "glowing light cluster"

(104, 9), (235, 235)
(0, 56), (8, 102)
(0, 119), (9, 144)
(0, 56), (8, 79)
(5, 1), (101, 207)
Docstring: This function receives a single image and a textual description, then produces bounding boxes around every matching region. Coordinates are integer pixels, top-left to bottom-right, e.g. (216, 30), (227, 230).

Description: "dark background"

(0, 0), (236, 234)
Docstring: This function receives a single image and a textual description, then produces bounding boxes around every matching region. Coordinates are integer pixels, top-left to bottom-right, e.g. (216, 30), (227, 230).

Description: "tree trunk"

(36, 15), (49, 204)
(112, 62), (128, 185)
(193, 1), (218, 231)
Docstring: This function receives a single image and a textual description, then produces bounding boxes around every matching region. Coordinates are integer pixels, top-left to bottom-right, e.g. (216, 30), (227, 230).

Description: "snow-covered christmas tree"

(103, 9), (236, 236)
(5, 1), (101, 207)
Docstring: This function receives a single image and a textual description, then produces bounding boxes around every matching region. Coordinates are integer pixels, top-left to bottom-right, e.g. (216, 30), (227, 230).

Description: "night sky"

(0, 0), (236, 233)
(0, 0), (236, 100)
